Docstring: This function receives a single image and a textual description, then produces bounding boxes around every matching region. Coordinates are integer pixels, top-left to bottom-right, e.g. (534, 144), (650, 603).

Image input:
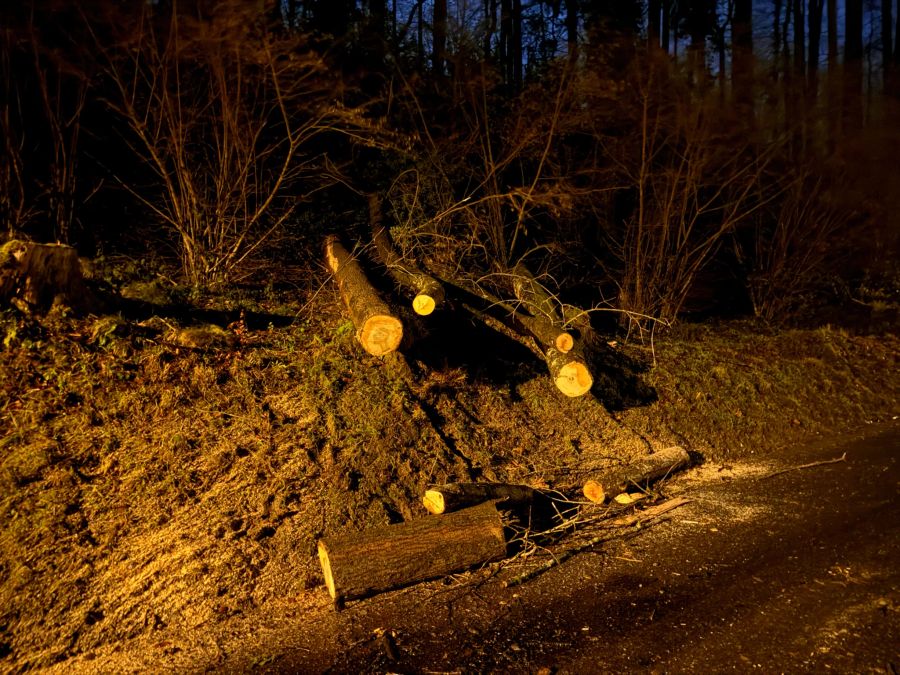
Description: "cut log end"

(360, 315), (404, 356)
(412, 294), (437, 316)
(555, 361), (594, 397)
(422, 490), (445, 515)
(555, 332), (575, 353)
(317, 541), (337, 599)
(582, 479), (606, 503)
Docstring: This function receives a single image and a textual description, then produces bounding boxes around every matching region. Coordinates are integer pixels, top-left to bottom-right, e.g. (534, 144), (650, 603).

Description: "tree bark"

(423, 482), (539, 514)
(0, 240), (93, 313)
(582, 445), (691, 503)
(325, 235), (403, 356)
(317, 501), (508, 605)
(510, 263), (574, 352)
(369, 194), (445, 316)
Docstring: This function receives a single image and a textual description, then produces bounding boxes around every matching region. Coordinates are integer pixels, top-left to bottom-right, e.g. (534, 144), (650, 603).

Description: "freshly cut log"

(516, 310), (574, 354)
(325, 235), (403, 356)
(510, 263), (573, 352)
(0, 240), (93, 312)
(582, 445), (691, 503)
(545, 346), (593, 397)
(369, 194), (445, 316)
(423, 482), (539, 515)
(317, 501), (508, 606)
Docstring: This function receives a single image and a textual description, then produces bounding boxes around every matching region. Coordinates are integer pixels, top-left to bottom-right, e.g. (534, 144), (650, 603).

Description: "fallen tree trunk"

(0, 240), (93, 312)
(582, 445), (691, 503)
(423, 482), (539, 514)
(369, 194), (445, 316)
(325, 235), (403, 356)
(317, 501), (508, 606)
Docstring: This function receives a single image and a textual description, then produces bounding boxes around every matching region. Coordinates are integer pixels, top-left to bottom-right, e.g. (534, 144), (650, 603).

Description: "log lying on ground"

(0, 240), (93, 312)
(423, 482), (540, 515)
(510, 263), (573, 353)
(325, 235), (403, 356)
(545, 344), (593, 397)
(582, 445), (691, 503)
(369, 194), (445, 316)
(317, 500), (508, 606)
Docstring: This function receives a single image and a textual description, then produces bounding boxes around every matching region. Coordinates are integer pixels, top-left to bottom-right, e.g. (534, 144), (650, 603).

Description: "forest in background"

(2, 0), (898, 331)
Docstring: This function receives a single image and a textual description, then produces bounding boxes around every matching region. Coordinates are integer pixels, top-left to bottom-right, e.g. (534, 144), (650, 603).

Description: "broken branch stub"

(582, 445), (691, 503)
(324, 235), (403, 356)
(317, 501), (508, 606)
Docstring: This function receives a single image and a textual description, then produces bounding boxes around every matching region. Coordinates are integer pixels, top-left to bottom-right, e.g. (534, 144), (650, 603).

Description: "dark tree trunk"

(807, 0), (824, 101)
(484, 0), (497, 60)
(827, 0), (839, 145)
(844, 0), (864, 130)
(661, 0), (671, 52)
(565, 0), (579, 61)
(882, 0), (893, 91)
(648, 0), (661, 49)
(511, 0), (523, 88)
(433, 0), (447, 77)
(733, 0), (753, 114)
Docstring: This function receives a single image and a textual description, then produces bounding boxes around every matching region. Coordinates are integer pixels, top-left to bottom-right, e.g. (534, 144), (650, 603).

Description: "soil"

(0, 265), (898, 673)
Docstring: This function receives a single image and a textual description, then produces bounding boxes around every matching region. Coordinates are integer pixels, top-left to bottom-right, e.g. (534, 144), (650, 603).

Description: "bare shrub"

(738, 168), (847, 324)
(607, 66), (774, 331)
(90, 7), (346, 289)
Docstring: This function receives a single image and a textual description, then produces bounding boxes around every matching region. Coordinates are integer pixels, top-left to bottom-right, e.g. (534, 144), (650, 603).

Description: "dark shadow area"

(403, 301), (545, 392)
(93, 286), (296, 330)
(582, 332), (658, 412)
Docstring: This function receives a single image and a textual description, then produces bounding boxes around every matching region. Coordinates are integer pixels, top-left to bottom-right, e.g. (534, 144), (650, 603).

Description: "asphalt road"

(270, 424), (900, 674)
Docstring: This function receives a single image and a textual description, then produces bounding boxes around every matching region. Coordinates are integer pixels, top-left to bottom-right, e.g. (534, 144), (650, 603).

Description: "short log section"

(423, 482), (538, 515)
(582, 445), (691, 503)
(317, 500), (508, 605)
(325, 235), (403, 356)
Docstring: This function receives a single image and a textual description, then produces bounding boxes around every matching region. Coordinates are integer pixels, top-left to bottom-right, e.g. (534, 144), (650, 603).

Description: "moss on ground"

(0, 279), (898, 670)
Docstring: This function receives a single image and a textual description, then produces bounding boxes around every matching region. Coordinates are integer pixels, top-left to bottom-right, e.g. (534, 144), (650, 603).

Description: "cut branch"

(325, 235), (403, 356)
(369, 194), (445, 316)
(582, 445), (691, 503)
(423, 482), (540, 514)
(317, 500), (508, 606)
(504, 497), (692, 588)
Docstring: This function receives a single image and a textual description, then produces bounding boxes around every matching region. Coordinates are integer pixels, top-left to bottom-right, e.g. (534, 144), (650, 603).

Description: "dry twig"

(757, 453), (847, 481)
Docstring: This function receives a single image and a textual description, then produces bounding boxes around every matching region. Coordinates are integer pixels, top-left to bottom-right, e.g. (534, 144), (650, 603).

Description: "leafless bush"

(91, 7), (348, 289)
(384, 66), (584, 303)
(738, 169), (847, 324)
(0, 29), (36, 238)
(609, 66), (774, 330)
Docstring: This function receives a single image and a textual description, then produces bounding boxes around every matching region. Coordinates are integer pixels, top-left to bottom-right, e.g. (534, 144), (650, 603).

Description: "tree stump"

(0, 240), (93, 313)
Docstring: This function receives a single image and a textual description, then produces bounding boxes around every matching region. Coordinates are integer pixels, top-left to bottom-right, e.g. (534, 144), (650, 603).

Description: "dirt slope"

(0, 282), (898, 672)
